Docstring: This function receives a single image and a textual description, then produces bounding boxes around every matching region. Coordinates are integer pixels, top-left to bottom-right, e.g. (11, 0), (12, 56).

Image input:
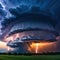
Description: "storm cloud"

(0, 0), (60, 53)
(1, 0), (60, 32)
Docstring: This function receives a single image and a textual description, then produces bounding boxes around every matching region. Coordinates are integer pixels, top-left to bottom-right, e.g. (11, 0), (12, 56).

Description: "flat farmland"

(0, 55), (60, 60)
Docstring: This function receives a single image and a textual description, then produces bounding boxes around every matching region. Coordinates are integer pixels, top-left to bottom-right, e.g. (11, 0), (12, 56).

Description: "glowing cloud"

(28, 42), (57, 53)
(0, 41), (14, 52)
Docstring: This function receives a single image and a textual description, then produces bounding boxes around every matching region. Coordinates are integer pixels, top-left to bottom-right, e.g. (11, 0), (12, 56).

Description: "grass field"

(0, 55), (60, 60)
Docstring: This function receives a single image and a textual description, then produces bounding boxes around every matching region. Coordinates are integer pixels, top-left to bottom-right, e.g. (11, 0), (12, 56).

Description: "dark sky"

(0, 0), (60, 53)
(0, 0), (60, 34)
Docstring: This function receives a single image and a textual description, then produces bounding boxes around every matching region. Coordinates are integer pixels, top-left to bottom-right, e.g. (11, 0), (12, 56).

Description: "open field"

(0, 55), (60, 60)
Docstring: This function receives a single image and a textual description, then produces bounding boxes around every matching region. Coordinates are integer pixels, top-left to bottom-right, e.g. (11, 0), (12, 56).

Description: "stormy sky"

(0, 0), (60, 34)
(0, 0), (60, 53)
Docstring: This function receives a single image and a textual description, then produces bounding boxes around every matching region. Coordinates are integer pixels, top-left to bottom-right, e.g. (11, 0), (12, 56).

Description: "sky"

(0, 0), (60, 53)
(0, 41), (9, 53)
(0, 0), (60, 33)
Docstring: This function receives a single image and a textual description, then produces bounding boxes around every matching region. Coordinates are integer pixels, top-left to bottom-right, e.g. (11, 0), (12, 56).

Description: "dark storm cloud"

(0, 3), (7, 19)
(1, 0), (60, 30)
(1, 0), (60, 43)
(1, 5), (57, 30)
(0, 0), (60, 53)
(0, 4), (3, 9)
(0, 0), (60, 18)
(0, 8), (6, 17)
(1, 0), (60, 39)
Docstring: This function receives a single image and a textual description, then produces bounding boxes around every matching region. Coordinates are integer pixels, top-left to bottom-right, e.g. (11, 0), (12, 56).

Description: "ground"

(0, 55), (59, 60)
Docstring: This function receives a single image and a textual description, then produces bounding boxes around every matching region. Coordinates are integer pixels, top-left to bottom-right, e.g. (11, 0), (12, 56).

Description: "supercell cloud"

(0, 0), (60, 53)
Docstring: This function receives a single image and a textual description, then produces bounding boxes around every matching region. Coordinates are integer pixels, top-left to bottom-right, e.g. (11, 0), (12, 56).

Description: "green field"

(0, 55), (60, 60)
